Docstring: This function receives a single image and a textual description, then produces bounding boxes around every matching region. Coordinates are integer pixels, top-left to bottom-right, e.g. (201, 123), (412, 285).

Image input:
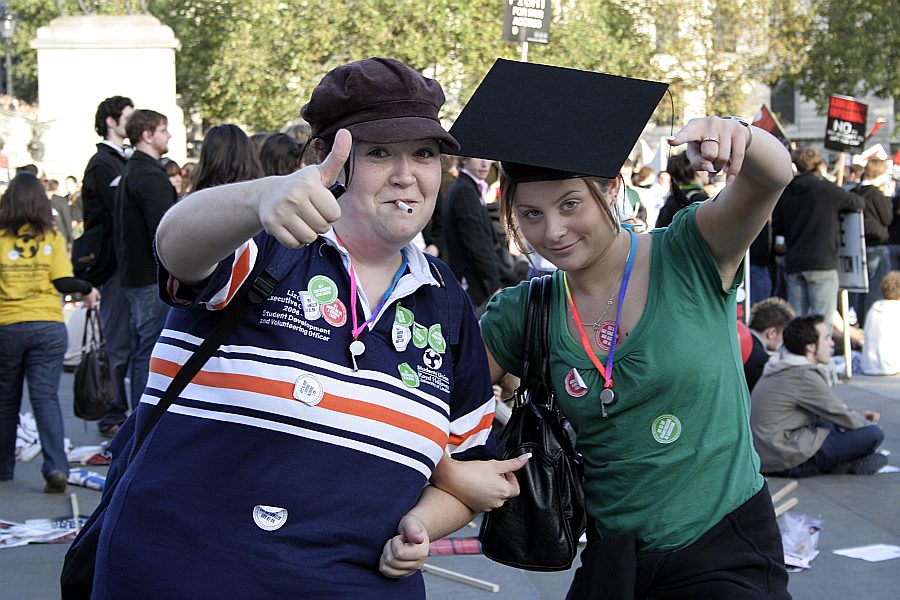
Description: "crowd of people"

(0, 55), (897, 599)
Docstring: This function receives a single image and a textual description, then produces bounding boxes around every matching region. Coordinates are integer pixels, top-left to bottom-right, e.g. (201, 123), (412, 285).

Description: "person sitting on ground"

(744, 297), (795, 391)
(860, 270), (900, 375)
(751, 314), (886, 476)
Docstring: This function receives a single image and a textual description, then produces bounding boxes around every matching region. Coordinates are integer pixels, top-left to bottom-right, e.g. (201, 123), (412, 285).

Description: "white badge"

(293, 373), (324, 406)
(253, 505), (288, 531)
(299, 291), (321, 321)
(392, 322), (411, 352)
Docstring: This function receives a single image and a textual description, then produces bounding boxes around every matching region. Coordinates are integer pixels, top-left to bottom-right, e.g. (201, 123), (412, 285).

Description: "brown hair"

(126, 109), (167, 147)
(863, 158), (888, 181)
(793, 147), (824, 175)
(0, 172), (55, 237)
(881, 271), (900, 300)
(749, 297), (796, 333)
(500, 175), (618, 254)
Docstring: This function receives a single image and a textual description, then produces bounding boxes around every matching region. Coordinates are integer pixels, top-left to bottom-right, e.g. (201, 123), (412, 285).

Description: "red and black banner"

(752, 104), (790, 148)
(824, 95), (867, 152)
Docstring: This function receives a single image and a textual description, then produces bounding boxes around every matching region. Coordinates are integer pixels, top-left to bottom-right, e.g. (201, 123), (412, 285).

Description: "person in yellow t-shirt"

(0, 172), (99, 493)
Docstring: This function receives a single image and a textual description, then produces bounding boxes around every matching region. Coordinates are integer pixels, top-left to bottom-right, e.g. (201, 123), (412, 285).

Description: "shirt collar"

(460, 168), (488, 198)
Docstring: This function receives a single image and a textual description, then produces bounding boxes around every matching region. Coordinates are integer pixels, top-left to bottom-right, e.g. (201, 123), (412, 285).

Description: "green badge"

(395, 303), (414, 327)
(307, 275), (338, 305)
(398, 363), (420, 388)
(651, 414), (682, 444)
(412, 323), (428, 349)
(427, 324), (446, 354)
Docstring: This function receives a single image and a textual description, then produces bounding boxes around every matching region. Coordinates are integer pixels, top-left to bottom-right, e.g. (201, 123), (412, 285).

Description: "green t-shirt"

(481, 205), (763, 552)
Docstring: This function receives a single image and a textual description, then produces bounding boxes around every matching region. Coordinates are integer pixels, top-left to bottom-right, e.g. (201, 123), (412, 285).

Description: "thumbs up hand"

(258, 128), (352, 248)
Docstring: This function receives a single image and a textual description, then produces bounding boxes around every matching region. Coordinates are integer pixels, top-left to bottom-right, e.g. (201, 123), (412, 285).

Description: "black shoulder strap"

(129, 245), (297, 461)
(425, 255), (462, 346)
(520, 276), (543, 389)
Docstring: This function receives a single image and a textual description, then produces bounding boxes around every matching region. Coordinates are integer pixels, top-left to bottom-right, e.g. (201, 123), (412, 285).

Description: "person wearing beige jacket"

(751, 314), (886, 476)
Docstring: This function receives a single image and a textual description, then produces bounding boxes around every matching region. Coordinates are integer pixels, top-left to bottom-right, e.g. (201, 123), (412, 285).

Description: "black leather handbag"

(479, 275), (587, 571)
(73, 308), (116, 421)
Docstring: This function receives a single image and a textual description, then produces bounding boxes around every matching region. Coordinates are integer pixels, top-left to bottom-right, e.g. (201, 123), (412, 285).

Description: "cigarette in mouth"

(396, 201), (413, 214)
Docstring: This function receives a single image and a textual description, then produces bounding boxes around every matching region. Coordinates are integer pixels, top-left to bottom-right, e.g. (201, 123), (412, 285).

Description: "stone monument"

(31, 11), (186, 180)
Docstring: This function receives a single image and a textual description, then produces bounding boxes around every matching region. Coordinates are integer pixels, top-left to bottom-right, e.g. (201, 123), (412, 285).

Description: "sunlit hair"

(0, 172), (55, 237)
(863, 158), (888, 181)
(881, 271), (900, 301)
(749, 297), (796, 333)
(500, 175), (617, 254)
(793, 147), (824, 175)
(125, 109), (166, 146)
(190, 124), (263, 192)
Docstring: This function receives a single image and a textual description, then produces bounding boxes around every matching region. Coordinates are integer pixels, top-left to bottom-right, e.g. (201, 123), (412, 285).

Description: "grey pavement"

(1, 371), (898, 599)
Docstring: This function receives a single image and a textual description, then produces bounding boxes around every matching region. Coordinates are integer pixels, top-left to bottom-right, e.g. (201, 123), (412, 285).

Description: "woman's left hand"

(379, 514), (430, 578)
(667, 117), (753, 184)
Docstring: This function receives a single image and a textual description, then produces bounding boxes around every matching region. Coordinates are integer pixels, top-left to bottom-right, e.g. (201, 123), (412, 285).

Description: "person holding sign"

(434, 60), (794, 599)
(87, 58), (525, 600)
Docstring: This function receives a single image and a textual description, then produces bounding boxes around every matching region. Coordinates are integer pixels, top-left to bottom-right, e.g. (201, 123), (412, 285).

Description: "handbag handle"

(81, 308), (106, 352)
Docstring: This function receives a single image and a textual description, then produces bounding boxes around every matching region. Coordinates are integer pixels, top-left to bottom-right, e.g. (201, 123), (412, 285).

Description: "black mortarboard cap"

(447, 59), (668, 182)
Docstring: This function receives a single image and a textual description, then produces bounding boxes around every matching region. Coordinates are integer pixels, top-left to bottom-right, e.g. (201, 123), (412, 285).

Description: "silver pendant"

(599, 388), (616, 417)
(349, 340), (365, 371)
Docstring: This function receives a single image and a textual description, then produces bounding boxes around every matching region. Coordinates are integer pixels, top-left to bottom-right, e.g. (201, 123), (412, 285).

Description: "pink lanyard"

(563, 230), (637, 392)
(348, 254), (407, 340)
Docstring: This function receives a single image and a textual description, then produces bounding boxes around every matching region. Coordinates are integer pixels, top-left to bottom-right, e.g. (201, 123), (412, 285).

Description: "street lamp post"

(0, 2), (16, 103)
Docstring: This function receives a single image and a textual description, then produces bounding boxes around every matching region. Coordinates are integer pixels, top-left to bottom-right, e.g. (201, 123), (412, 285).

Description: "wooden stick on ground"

(422, 563), (500, 593)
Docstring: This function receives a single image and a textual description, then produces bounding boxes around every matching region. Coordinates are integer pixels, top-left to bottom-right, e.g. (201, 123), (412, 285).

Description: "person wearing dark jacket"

(654, 151), (708, 228)
(744, 297), (795, 392)
(443, 157), (501, 311)
(849, 158), (894, 326)
(114, 109), (177, 413)
(773, 147), (863, 325)
(78, 95), (134, 437)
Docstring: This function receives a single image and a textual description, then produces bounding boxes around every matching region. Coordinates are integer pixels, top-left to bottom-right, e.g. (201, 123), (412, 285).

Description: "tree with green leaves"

(792, 0), (900, 109)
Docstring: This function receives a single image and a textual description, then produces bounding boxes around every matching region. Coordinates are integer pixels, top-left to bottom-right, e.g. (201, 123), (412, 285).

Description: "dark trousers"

(770, 421), (884, 478)
(567, 484), (791, 600)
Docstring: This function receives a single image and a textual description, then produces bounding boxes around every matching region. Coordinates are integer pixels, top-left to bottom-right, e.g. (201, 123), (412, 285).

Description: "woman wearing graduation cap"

(437, 60), (795, 599)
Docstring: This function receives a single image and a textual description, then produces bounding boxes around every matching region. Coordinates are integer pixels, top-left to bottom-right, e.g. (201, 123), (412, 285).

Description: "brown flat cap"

(302, 57), (458, 149)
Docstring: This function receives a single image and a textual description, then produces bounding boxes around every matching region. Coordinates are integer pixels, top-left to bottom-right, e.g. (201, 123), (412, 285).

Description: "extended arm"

(669, 118), (793, 288)
(155, 130), (351, 286)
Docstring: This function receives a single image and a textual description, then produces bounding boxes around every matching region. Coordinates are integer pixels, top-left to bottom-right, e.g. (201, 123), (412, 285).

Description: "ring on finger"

(701, 136), (720, 143)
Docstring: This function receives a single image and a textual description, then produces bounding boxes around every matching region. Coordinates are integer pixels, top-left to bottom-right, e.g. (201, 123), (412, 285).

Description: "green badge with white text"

(412, 323), (428, 349)
(307, 275), (338, 305)
(395, 303), (414, 327)
(651, 414), (682, 444)
(398, 363), (420, 388)
(427, 324), (446, 354)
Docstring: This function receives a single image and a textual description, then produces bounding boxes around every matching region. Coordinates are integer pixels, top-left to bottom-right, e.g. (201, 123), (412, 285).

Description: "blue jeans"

(786, 269), (838, 321)
(850, 245), (891, 327)
(890, 245), (900, 271)
(749, 264), (773, 305)
(98, 270), (134, 428)
(772, 421), (884, 477)
(0, 321), (69, 480)
(123, 284), (170, 406)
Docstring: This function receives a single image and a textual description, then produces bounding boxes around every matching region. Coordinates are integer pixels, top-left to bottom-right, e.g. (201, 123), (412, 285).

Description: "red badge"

(564, 368), (588, 398)
(321, 299), (347, 327)
(594, 320), (620, 351)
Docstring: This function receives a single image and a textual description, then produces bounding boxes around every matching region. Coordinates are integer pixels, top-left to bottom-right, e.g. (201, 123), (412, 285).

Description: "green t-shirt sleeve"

(661, 202), (745, 297)
(479, 279), (531, 378)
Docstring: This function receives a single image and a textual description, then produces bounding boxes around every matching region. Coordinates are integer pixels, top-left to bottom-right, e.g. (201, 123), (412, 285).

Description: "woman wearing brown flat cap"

(77, 58), (524, 600)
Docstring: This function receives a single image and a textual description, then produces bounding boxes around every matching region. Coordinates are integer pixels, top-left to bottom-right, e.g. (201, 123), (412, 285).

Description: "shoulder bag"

(479, 275), (587, 571)
(73, 308), (116, 421)
(61, 246), (298, 599)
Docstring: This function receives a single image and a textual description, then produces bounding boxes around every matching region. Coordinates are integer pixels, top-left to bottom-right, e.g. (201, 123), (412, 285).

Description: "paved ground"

(1, 371), (897, 599)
